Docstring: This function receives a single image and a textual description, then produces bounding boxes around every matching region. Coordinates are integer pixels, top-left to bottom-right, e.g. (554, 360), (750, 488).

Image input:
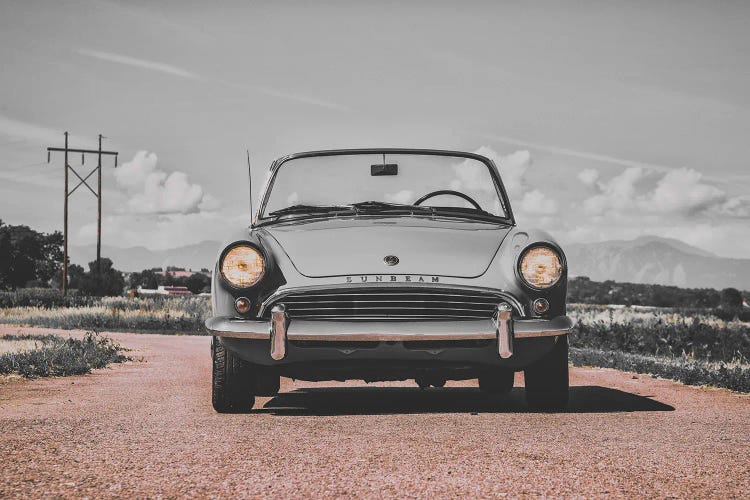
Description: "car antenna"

(247, 150), (253, 225)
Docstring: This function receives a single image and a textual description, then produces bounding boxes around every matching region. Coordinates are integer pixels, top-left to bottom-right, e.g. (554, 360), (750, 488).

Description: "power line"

(45, 132), (118, 295)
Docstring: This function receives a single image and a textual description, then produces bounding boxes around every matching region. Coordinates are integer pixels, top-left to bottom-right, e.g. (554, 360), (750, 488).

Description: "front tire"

(523, 336), (569, 411)
(212, 337), (255, 413)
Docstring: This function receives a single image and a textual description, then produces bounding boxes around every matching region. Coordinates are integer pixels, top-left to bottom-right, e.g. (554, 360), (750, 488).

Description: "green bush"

(570, 347), (750, 393)
(571, 319), (750, 364)
(568, 304), (749, 392)
(0, 332), (128, 378)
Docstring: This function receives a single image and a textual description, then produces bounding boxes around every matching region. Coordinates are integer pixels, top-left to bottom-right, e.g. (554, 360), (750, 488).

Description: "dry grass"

(568, 303), (750, 392)
(568, 303), (750, 329)
(570, 348), (750, 393)
(0, 296), (211, 334)
(0, 332), (128, 378)
(0, 339), (44, 354)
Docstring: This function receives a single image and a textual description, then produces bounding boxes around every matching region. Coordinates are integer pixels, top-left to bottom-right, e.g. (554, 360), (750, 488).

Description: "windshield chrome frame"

(253, 148), (516, 227)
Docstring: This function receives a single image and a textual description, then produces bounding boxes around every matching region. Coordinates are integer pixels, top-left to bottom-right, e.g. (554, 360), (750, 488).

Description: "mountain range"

(70, 241), (221, 273)
(565, 236), (749, 290)
(72, 235), (749, 290)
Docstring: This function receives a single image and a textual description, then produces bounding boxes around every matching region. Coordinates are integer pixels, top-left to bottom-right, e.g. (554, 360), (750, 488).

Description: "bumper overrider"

(206, 302), (575, 361)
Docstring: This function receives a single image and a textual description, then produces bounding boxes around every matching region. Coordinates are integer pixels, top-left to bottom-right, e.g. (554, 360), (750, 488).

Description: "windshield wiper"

(430, 206), (505, 222)
(349, 201), (434, 214)
(265, 201), (504, 223)
(267, 204), (354, 217)
(348, 201), (502, 222)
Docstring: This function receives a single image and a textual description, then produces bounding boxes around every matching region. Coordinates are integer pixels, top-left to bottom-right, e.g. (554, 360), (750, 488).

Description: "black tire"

(212, 337), (255, 413)
(523, 336), (569, 411)
(479, 369), (514, 394)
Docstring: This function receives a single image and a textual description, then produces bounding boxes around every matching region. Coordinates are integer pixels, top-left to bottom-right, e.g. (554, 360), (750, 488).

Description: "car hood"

(260, 217), (512, 278)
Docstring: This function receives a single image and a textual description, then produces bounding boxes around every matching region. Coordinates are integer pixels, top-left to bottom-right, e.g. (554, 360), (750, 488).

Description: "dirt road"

(1, 328), (748, 498)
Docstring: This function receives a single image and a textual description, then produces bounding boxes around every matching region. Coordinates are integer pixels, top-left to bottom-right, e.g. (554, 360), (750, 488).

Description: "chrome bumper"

(205, 303), (574, 361)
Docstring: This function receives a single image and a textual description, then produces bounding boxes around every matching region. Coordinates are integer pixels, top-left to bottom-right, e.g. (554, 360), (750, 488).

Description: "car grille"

(264, 287), (505, 320)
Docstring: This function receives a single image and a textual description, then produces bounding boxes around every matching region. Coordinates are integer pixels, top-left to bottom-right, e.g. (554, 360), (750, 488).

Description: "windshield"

(259, 152), (510, 222)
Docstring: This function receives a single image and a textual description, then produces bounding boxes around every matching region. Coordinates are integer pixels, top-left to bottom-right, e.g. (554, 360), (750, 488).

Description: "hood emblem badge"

(384, 255), (399, 266)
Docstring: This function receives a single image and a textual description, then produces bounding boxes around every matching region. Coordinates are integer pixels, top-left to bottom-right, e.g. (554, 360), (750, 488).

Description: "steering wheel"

(413, 190), (483, 210)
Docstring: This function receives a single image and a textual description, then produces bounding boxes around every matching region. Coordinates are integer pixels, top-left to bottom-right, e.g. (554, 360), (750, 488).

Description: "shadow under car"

(249, 385), (675, 416)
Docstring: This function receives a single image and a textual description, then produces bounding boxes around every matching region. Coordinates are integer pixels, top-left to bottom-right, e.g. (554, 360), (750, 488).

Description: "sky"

(0, 0), (749, 258)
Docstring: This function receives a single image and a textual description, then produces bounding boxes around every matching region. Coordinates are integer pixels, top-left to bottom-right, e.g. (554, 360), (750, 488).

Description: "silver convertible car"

(206, 149), (574, 412)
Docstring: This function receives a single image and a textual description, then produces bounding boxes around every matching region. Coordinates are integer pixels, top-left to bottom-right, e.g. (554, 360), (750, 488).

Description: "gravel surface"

(1, 327), (748, 498)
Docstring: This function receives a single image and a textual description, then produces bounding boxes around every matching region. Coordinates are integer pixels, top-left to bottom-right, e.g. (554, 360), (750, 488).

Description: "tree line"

(0, 221), (209, 295)
(569, 276), (746, 311)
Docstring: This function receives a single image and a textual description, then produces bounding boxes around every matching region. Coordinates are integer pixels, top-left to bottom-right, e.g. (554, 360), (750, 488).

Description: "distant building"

(137, 285), (193, 296)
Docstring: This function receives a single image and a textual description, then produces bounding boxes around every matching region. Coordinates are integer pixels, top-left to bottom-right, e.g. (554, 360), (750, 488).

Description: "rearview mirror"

(371, 163), (398, 176)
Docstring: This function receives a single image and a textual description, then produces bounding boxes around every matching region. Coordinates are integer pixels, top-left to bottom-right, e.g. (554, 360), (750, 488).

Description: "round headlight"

(519, 246), (563, 289)
(220, 245), (265, 288)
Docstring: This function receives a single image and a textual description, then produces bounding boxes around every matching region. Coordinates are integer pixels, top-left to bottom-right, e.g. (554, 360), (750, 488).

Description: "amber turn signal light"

(235, 297), (252, 314)
(533, 298), (549, 315)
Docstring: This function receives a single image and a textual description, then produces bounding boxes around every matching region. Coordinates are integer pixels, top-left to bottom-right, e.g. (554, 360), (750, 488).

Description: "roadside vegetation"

(0, 292), (210, 334)
(1, 285), (748, 392)
(568, 304), (750, 392)
(569, 276), (750, 320)
(0, 332), (128, 378)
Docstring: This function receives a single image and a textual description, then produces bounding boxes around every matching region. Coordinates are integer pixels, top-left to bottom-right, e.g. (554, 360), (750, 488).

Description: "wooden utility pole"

(46, 133), (118, 294)
(97, 134), (103, 271)
(63, 132), (69, 295)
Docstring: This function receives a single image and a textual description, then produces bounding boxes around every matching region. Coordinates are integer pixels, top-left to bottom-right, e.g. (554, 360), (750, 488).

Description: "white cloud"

(577, 168), (599, 188)
(580, 165), (748, 218)
(385, 190), (414, 204)
(521, 189), (558, 215)
(470, 146), (531, 198)
(582, 166), (645, 215)
(286, 192), (300, 205)
(77, 48), (197, 79)
(216, 78), (348, 111)
(76, 49), (346, 111)
(450, 157), (499, 193)
(662, 222), (750, 258)
(114, 151), (215, 215)
(639, 168), (724, 215)
(0, 114), (96, 148)
(718, 195), (750, 218)
(198, 194), (220, 212)
(456, 144), (750, 259)
(461, 146), (559, 220)
(256, 87), (348, 112)
(113, 151), (158, 189)
(479, 132), (673, 173)
(78, 212), (247, 251)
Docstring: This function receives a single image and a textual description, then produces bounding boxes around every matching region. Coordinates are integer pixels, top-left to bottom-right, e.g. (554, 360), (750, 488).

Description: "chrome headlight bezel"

(219, 242), (267, 289)
(517, 244), (565, 291)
